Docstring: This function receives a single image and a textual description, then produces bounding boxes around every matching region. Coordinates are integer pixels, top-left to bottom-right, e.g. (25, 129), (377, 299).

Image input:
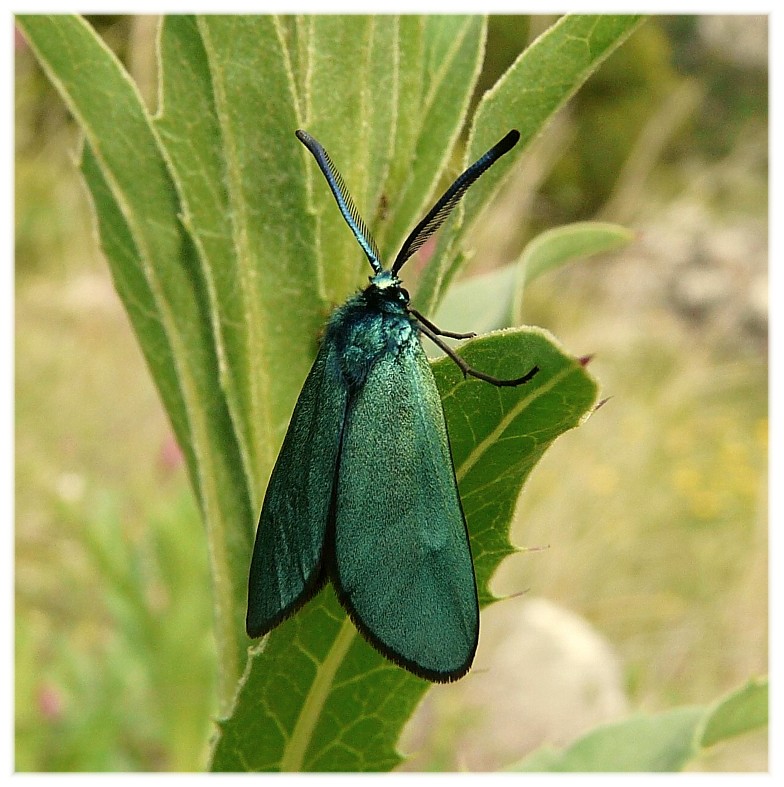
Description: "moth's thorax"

(326, 273), (418, 389)
(364, 270), (410, 313)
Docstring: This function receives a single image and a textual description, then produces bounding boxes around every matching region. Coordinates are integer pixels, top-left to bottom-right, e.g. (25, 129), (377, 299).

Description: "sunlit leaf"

(515, 677), (769, 772)
(417, 14), (644, 312)
(211, 328), (598, 771)
(698, 677), (768, 749)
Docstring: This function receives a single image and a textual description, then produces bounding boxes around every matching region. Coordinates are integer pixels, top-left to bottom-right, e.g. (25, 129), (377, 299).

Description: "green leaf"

(153, 16), (254, 497)
(303, 16), (400, 301)
(515, 676), (769, 772)
(698, 677), (768, 749)
(434, 265), (519, 337)
(519, 221), (635, 285)
(374, 16), (425, 247)
(77, 142), (197, 479)
(517, 708), (706, 772)
(210, 328), (598, 771)
(511, 220), (635, 322)
(416, 14), (644, 312)
(21, 13), (624, 771)
(435, 330), (599, 605)
(377, 16), (486, 263)
(434, 220), (634, 335)
(17, 14), (255, 706)
(18, 15), (188, 453)
(175, 15), (325, 501)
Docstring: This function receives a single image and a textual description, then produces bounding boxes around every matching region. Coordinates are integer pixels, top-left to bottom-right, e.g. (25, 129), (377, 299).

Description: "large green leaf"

(17, 14), (254, 706)
(416, 14), (644, 313)
(154, 16), (318, 510)
(19, 13), (636, 771)
(210, 329), (598, 771)
(374, 15), (425, 253)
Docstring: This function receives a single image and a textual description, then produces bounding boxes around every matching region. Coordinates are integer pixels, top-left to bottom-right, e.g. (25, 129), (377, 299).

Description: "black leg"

(409, 308), (476, 340)
(413, 316), (539, 388)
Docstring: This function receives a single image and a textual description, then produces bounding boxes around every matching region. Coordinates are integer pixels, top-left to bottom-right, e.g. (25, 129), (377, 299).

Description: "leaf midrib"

(279, 615), (356, 771)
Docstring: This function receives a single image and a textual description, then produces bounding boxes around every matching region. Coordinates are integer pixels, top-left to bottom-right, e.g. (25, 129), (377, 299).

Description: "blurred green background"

(15, 15), (767, 771)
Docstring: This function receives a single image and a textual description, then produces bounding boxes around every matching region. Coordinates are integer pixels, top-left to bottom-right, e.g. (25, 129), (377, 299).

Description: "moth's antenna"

(391, 130), (520, 274)
(296, 130), (383, 274)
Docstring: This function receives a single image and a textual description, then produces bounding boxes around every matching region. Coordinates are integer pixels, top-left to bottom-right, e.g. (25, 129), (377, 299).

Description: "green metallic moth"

(246, 129), (538, 682)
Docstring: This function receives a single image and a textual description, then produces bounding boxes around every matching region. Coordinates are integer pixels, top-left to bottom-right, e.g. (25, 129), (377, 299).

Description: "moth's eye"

(398, 287), (410, 303)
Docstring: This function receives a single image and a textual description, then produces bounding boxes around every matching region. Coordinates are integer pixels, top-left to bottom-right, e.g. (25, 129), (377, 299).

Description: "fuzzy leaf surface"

(211, 328), (598, 771)
(416, 14), (644, 312)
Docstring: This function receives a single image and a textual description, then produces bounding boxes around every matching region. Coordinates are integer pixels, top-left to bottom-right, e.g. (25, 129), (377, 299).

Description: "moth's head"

(367, 269), (410, 306)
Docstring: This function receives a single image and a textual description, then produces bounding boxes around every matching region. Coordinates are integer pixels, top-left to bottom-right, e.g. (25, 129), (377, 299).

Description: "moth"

(247, 129), (537, 681)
